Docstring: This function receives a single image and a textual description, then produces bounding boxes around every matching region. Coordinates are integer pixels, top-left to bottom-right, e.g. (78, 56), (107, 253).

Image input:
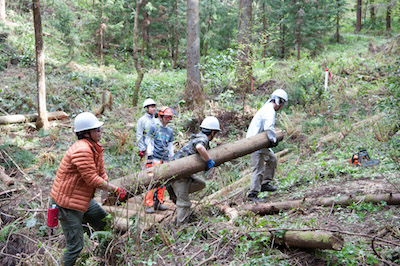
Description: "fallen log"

(216, 204), (239, 223)
(269, 230), (344, 250)
(0, 111), (69, 124)
(242, 193), (400, 215)
(0, 166), (14, 186)
(104, 130), (284, 202)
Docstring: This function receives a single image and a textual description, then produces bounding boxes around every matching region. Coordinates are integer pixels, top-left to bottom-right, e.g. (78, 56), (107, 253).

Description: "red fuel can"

(47, 204), (59, 227)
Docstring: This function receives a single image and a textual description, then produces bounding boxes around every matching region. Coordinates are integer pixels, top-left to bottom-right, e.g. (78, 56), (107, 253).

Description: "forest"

(0, 0), (400, 265)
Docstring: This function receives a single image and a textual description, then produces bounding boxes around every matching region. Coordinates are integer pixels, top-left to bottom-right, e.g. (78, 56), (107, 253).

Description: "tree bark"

(272, 230), (344, 251)
(32, 0), (49, 130)
(171, 0), (179, 69)
(132, 0), (146, 107)
(242, 193), (400, 215)
(103, 130), (284, 202)
(184, 0), (204, 114)
(235, 0), (252, 92)
(297, 6), (303, 60)
(0, 111), (69, 124)
(386, 1), (391, 31)
(0, 0), (5, 21)
(355, 0), (362, 32)
(262, 1), (266, 66)
(370, 0), (375, 24)
(336, 0), (341, 43)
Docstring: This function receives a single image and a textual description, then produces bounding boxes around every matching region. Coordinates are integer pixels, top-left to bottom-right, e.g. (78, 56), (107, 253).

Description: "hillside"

(1, 4), (400, 266)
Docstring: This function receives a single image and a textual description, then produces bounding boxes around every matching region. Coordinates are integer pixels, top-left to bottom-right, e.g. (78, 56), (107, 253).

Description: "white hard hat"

(200, 116), (221, 131)
(74, 112), (104, 132)
(271, 89), (288, 102)
(143, 98), (156, 108)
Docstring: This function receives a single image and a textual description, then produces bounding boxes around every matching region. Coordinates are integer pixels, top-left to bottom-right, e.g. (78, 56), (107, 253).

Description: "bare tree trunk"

(32, 0), (48, 130)
(370, 0), (375, 24)
(355, 0), (362, 32)
(262, 1), (266, 67)
(297, 6), (303, 60)
(184, 0), (204, 115)
(281, 24), (285, 58)
(100, 24), (104, 66)
(0, 0), (5, 21)
(235, 0), (252, 93)
(132, 0), (146, 107)
(171, 0), (179, 69)
(386, 1), (391, 31)
(336, 0), (341, 43)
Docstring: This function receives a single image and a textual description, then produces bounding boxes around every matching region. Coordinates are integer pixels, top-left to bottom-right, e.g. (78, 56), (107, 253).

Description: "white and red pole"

(325, 69), (329, 91)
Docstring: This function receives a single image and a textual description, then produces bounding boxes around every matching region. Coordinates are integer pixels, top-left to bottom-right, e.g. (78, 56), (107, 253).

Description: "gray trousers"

(57, 199), (108, 266)
(248, 149), (277, 196)
(171, 175), (206, 225)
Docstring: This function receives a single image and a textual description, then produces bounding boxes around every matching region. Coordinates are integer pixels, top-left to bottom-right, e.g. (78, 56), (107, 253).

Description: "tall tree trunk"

(297, 6), (303, 60)
(386, 1), (391, 31)
(0, 0), (5, 21)
(142, 11), (150, 57)
(262, 1), (266, 67)
(355, 0), (362, 32)
(184, 0), (204, 115)
(235, 0), (252, 93)
(99, 1), (104, 66)
(370, 0), (375, 24)
(32, 0), (48, 130)
(336, 0), (341, 43)
(132, 0), (146, 107)
(171, 0), (179, 69)
(281, 24), (285, 58)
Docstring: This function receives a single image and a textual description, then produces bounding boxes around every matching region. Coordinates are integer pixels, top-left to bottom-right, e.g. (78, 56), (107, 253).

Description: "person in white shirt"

(246, 89), (288, 202)
(136, 98), (159, 168)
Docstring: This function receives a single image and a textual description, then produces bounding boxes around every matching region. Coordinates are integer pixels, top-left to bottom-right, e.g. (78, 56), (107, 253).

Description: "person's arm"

(262, 106), (277, 143)
(196, 143), (215, 170)
(195, 143), (211, 161)
(145, 126), (155, 156)
(136, 119), (146, 152)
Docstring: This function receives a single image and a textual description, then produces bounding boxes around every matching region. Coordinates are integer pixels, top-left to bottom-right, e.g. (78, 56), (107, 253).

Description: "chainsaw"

(350, 149), (380, 167)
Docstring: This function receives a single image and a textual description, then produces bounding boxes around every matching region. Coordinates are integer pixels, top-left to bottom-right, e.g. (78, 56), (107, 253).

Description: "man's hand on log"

(206, 159), (215, 170)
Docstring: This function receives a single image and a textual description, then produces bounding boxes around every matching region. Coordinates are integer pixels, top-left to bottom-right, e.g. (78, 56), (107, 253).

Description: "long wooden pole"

(105, 130), (284, 199)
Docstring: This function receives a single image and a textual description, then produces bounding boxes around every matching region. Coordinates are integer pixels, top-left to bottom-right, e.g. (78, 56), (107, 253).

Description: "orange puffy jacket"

(50, 139), (108, 213)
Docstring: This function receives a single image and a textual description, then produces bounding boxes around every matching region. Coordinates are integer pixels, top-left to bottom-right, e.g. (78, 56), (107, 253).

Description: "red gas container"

(47, 204), (59, 227)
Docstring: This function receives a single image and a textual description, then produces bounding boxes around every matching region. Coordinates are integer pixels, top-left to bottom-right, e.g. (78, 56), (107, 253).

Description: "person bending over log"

(246, 89), (288, 202)
(50, 112), (127, 266)
(168, 116), (220, 225)
(143, 106), (175, 213)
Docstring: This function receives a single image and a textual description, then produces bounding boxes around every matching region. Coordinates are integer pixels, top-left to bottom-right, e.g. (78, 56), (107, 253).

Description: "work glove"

(206, 159), (215, 171)
(114, 187), (128, 202)
(138, 151), (145, 158)
(269, 139), (278, 147)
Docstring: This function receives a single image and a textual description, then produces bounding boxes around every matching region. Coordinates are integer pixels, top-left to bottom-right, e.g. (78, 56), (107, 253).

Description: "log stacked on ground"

(242, 193), (400, 215)
(0, 111), (69, 124)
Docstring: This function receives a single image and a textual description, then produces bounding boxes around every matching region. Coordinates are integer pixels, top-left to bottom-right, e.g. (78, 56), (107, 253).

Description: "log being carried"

(103, 129), (284, 202)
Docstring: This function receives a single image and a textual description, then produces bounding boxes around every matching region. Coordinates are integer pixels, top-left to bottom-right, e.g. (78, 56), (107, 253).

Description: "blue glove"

(206, 159), (215, 170)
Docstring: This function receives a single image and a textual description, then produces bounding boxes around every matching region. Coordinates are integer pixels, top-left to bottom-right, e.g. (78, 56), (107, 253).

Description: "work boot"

(154, 200), (168, 211)
(166, 185), (177, 204)
(145, 207), (155, 214)
(261, 183), (277, 192)
(247, 192), (266, 202)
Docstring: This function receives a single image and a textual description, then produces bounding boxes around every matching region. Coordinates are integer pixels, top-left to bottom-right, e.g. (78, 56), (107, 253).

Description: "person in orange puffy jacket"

(50, 112), (127, 266)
